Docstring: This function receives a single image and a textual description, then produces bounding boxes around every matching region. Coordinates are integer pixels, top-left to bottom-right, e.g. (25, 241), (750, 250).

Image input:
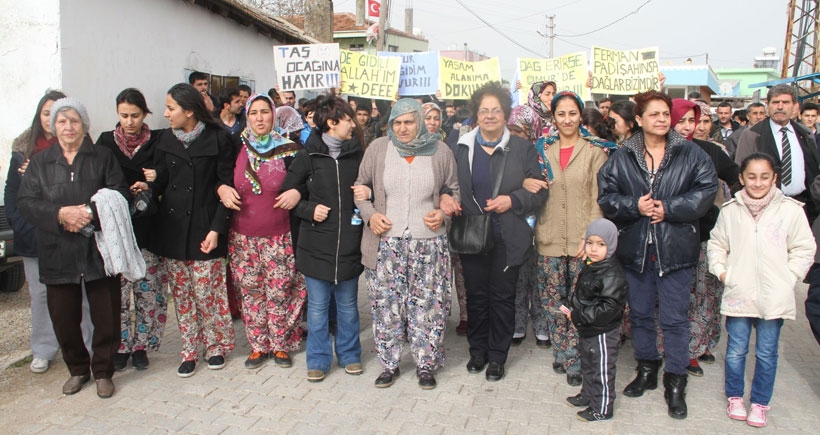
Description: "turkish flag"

(367, 0), (381, 20)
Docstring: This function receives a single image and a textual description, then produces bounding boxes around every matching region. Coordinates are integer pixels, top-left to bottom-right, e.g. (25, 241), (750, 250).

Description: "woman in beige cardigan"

(531, 91), (613, 385)
(354, 99), (459, 390)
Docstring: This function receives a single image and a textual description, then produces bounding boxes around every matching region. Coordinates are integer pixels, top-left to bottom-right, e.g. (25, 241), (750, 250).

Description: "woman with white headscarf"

(354, 98), (459, 390)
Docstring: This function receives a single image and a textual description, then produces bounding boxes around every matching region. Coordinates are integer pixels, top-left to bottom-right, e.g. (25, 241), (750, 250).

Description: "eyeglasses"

(478, 108), (503, 117)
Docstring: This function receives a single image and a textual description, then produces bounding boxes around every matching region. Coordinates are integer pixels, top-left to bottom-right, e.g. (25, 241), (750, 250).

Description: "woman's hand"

(200, 231), (219, 254)
(313, 204), (331, 222)
(719, 272), (726, 283)
(59, 205), (93, 233)
(130, 181), (149, 194)
(217, 185), (241, 210)
(650, 200), (665, 224)
(423, 210), (445, 231)
(522, 178), (549, 193)
(142, 168), (157, 182)
(274, 189), (301, 209)
(638, 192), (654, 217)
(484, 195), (512, 214)
(18, 159), (30, 175)
(368, 213), (392, 235)
(515, 80), (523, 91)
(439, 193), (461, 216)
(351, 185), (371, 202)
(573, 238), (586, 259)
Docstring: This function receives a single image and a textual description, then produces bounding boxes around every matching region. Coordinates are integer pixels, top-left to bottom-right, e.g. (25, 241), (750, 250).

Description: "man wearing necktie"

(735, 84), (820, 223)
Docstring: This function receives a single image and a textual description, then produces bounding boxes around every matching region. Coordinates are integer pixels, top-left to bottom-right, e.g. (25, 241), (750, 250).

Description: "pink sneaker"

(746, 403), (771, 427)
(727, 397), (747, 421)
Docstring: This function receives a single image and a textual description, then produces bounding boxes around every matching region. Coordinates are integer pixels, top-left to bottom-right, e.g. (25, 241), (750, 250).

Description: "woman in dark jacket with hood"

(96, 88), (166, 372)
(281, 95), (364, 383)
(597, 91), (717, 420)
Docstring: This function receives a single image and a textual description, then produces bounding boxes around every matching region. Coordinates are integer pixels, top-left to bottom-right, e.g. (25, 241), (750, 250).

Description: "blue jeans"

(304, 276), (362, 372)
(724, 316), (784, 405)
(624, 257), (692, 375)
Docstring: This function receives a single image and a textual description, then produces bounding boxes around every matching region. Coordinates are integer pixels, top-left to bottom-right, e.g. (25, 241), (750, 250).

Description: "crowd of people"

(6, 71), (820, 427)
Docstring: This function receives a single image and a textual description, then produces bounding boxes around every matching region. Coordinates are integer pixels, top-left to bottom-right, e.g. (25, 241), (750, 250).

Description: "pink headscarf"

(670, 98), (701, 141)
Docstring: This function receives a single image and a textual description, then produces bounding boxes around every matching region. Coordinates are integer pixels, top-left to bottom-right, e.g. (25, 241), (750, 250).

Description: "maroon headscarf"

(670, 98), (701, 141)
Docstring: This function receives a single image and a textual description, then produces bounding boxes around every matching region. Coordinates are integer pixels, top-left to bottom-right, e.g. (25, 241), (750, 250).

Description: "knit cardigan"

(535, 137), (608, 257)
(355, 136), (460, 270)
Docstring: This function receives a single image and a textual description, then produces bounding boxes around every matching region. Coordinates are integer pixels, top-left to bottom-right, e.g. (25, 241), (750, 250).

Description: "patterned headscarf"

(508, 105), (535, 141)
(527, 81), (556, 138)
(387, 98), (441, 157)
(275, 105), (305, 134)
(242, 94), (296, 194)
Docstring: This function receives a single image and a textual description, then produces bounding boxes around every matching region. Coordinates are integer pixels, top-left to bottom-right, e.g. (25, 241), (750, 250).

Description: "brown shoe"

(96, 378), (115, 398)
(62, 375), (90, 395)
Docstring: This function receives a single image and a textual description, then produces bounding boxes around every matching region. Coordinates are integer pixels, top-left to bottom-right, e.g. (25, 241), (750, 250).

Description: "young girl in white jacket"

(707, 152), (816, 428)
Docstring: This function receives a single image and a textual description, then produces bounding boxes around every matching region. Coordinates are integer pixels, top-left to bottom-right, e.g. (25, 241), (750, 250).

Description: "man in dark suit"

(735, 84), (820, 222)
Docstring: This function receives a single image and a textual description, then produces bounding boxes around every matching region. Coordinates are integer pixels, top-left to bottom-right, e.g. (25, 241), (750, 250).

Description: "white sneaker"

(727, 397), (747, 420)
(746, 403), (770, 427)
(29, 357), (49, 373)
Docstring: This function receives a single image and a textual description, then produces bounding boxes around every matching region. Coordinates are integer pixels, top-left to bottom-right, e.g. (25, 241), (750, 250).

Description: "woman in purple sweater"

(227, 94), (306, 370)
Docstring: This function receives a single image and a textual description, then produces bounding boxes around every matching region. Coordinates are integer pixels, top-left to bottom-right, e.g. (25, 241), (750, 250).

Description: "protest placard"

(517, 52), (590, 102)
(273, 43), (341, 91)
(439, 57), (501, 100)
(591, 46), (660, 95)
(378, 51), (439, 96)
(339, 50), (400, 100)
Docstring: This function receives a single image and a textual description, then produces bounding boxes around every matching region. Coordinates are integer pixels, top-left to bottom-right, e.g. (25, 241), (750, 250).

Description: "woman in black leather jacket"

(597, 91), (717, 420)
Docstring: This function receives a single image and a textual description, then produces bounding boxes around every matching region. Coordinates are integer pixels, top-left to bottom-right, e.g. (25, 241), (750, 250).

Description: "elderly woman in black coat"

(18, 97), (130, 399)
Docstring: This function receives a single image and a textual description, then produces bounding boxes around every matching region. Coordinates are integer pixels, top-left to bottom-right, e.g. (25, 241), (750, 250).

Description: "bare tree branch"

(242, 0), (307, 17)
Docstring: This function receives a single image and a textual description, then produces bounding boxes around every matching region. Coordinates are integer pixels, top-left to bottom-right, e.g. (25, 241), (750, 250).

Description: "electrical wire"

(453, 0), (545, 58)
(558, 0), (654, 38)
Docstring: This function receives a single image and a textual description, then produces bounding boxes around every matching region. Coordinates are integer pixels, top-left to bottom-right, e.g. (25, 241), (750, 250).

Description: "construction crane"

(782, 0), (820, 96)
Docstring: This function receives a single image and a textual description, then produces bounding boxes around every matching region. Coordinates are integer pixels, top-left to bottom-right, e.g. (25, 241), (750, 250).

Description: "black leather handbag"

(448, 149), (507, 255)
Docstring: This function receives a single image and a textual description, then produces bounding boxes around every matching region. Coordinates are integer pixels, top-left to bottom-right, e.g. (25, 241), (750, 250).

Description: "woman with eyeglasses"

(451, 82), (547, 381)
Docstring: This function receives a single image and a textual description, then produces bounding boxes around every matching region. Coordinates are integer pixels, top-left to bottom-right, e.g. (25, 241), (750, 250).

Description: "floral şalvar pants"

(228, 231), (306, 354)
(368, 234), (452, 371)
(119, 249), (167, 353)
(689, 241), (723, 357)
(515, 250), (549, 338)
(164, 257), (235, 361)
(537, 255), (582, 375)
(452, 253), (468, 323)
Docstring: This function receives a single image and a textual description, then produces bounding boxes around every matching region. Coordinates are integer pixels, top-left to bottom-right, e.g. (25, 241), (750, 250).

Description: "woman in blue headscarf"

(354, 98), (459, 390)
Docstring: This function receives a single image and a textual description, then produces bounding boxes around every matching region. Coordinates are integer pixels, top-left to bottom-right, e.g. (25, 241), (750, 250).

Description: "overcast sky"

(333, 0), (791, 78)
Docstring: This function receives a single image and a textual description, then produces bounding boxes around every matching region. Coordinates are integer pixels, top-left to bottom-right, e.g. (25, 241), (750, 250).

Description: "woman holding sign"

(355, 98), (459, 390)
(514, 81), (557, 141)
(452, 82), (547, 382)
(597, 91), (717, 419)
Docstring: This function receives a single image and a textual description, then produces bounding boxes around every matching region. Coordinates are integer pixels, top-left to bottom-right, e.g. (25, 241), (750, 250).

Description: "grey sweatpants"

(578, 326), (620, 416)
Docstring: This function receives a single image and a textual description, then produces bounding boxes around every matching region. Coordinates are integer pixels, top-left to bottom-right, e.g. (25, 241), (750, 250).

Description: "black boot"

(623, 359), (661, 397)
(663, 372), (688, 419)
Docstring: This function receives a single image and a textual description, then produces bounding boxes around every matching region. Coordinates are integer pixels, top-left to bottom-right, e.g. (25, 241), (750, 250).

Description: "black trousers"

(806, 263), (820, 346)
(579, 326), (621, 416)
(460, 241), (520, 364)
(47, 276), (121, 380)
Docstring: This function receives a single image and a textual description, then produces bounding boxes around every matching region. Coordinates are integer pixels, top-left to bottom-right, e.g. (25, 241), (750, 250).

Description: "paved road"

(1, 281), (819, 434)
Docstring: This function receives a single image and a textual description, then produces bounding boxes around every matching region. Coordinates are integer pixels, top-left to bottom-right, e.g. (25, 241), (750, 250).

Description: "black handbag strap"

(491, 146), (509, 199)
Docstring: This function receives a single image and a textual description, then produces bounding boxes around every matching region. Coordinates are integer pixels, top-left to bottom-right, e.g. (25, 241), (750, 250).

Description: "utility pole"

(376, 0), (389, 51)
(538, 15), (556, 58)
(547, 15), (555, 58)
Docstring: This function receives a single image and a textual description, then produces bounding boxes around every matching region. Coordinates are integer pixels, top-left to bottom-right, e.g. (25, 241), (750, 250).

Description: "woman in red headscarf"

(670, 98), (740, 377)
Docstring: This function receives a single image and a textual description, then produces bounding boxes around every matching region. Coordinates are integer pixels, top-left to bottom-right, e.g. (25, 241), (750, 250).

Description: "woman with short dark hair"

(96, 88), (166, 372)
(597, 91), (718, 419)
(281, 95), (364, 383)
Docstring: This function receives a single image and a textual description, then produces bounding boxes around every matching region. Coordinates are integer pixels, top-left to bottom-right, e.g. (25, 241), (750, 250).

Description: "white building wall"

(0, 0), (62, 200)
(60, 0), (282, 141)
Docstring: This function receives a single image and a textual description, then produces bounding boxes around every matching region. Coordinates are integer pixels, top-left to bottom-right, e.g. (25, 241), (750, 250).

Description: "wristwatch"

(84, 204), (94, 219)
